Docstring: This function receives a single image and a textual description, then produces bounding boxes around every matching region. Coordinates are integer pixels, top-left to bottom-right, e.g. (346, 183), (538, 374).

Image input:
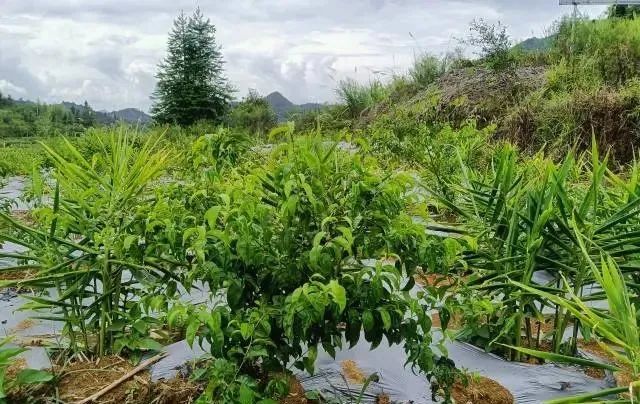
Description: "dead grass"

(5, 357), (27, 381)
(376, 393), (391, 404)
(451, 375), (514, 404)
(341, 359), (367, 384)
(281, 376), (307, 404)
(51, 356), (200, 404)
(0, 269), (37, 282)
(12, 318), (36, 333)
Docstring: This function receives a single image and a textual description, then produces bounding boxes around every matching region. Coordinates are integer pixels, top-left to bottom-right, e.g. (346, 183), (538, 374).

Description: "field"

(2, 14), (640, 404)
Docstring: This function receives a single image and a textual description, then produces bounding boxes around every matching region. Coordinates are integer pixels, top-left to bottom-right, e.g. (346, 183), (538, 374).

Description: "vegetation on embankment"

(290, 14), (640, 166)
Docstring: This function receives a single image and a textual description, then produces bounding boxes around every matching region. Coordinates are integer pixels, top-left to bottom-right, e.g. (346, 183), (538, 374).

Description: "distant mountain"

(100, 108), (152, 125)
(515, 35), (554, 53)
(61, 102), (151, 125)
(265, 91), (322, 122)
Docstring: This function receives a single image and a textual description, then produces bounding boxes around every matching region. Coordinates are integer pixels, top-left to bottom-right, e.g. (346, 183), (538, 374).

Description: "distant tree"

(0, 91), (9, 108)
(608, 5), (640, 19)
(81, 100), (96, 127)
(151, 8), (233, 126)
(228, 90), (277, 136)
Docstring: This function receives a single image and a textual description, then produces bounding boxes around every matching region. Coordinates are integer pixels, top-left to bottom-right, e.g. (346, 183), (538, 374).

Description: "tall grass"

(409, 54), (447, 88)
(336, 78), (388, 119)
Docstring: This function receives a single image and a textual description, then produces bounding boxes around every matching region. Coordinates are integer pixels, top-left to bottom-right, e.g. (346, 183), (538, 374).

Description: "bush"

(167, 136), (450, 401)
(227, 90), (277, 136)
(464, 19), (516, 72)
(552, 16), (640, 86)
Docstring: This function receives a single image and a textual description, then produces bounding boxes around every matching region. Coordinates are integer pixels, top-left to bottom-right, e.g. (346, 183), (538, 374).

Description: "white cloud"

(0, 0), (607, 111)
(0, 80), (26, 96)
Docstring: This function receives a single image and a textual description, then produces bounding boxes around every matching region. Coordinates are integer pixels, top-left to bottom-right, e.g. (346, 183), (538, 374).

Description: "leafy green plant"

(165, 136), (450, 401)
(508, 233), (640, 403)
(0, 130), (181, 357)
(190, 127), (252, 179)
(431, 141), (640, 360)
(0, 338), (52, 402)
(227, 90), (277, 137)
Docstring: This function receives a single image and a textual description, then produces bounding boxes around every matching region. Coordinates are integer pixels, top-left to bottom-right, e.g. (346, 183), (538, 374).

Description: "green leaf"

(137, 338), (163, 351)
(363, 310), (374, 332)
(239, 384), (254, 404)
(240, 323), (252, 340)
(16, 369), (53, 385)
(204, 206), (221, 228)
(227, 281), (243, 309)
(378, 309), (391, 331)
(500, 345), (619, 371)
(186, 318), (200, 347)
(327, 280), (346, 313)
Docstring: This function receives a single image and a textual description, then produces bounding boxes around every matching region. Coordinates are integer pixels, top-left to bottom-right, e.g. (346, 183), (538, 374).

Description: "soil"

(11, 209), (36, 226)
(281, 376), (307, 404)
(451, 375), (514, 404)
(431, 311), (464, 330)
(376, 393), (391, 404)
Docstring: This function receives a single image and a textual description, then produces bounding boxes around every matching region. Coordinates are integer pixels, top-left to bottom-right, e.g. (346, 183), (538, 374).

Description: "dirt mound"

(451, 375), (514, 404)
(435, 66), (547, 126)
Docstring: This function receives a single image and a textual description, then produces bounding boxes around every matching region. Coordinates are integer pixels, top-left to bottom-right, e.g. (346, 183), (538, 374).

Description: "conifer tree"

(151, 9), (232, 125)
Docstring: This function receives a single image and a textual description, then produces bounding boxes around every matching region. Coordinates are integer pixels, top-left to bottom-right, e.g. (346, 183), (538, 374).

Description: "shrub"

(227, 90), (277, 136)
(464, 19), (516, 72)
(552, 16), (640, 86)
(167, 136), (451, 401)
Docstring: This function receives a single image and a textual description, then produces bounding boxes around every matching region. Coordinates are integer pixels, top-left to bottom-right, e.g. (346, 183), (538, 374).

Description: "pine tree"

(151, 9), (232, 125)
(81, 100), (96, 127)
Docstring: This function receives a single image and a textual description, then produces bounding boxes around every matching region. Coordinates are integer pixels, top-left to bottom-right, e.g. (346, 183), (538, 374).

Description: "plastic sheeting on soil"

(0, 176), (29, 210)
(149, 332), (611, 403)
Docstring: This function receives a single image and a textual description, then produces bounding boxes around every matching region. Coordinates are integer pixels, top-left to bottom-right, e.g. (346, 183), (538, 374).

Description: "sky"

(0, 1), (607, 112)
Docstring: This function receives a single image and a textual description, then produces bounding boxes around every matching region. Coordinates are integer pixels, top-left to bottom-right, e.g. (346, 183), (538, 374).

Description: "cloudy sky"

(0, 1), (606, 112)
